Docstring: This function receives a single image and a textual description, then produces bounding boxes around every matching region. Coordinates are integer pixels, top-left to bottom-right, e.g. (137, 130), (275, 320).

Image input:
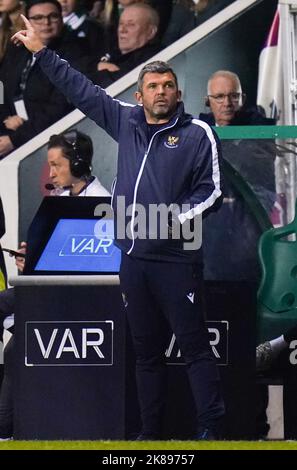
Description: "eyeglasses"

(207, 92), (243, 103)
(28, 12), (61, 24)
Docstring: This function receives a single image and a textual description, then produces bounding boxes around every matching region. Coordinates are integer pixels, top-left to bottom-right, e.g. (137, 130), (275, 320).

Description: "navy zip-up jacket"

(35, 48), (223, 263)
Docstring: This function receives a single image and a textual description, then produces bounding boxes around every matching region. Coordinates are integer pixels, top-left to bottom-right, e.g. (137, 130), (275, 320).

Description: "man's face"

(28, 3), (63, 45)
(207, 76), (242, 126)
(118, 6), (156, 54)
(48, 147), (74, 188)
(135, 71), (181, 124)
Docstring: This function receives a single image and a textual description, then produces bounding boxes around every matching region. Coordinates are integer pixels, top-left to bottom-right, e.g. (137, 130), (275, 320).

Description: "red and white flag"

(257, 6), (283, 123)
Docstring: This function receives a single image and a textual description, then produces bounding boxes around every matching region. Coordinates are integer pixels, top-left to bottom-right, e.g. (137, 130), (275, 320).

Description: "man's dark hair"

(48, 129), (93, 175)
(25, 0), (62, 16)
(137, 61), (179, 92)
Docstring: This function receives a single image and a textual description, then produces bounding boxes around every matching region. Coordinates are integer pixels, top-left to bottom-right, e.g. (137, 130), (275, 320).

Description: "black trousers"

(119, 254), (225, 436)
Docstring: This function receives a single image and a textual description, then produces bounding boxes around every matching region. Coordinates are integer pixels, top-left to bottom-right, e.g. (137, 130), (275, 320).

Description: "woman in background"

(58, 0), (106, 56)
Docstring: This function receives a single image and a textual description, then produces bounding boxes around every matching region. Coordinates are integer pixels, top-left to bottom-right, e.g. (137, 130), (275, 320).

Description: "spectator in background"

(200, 69), (276, 440)
(199, 70), (276, 278)
(87, 3), (160, 88)
(88, 0), (105, 19)
(150, 0), (196, 48)
(88, 0), (134, 54)
(198, 70), (276, 286)
(200, 69), (275, 126)
(92, 0), (151, 57)
(58, 0), (106, 56)
(194, 0), (233, 26)
(0, 0), (25, 63)
(118, 1), (197, 48)
(177, 0), (197, 11)
(93, 1), (196, 54)
(0, 0), (90, 158)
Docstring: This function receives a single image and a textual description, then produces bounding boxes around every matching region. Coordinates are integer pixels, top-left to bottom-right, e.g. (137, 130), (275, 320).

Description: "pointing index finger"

(20, 14), (33, 30)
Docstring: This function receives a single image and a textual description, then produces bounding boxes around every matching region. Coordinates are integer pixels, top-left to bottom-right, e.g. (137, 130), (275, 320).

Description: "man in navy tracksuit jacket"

(14, 18), (225, 439)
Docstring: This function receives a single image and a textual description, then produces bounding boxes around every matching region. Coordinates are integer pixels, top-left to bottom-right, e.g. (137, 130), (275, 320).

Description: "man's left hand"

(3, 115), (24, 131)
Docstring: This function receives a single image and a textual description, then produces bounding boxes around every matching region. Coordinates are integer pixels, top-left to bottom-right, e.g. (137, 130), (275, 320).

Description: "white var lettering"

(34, 328), (105, 359)
(71, 237), (113, 254)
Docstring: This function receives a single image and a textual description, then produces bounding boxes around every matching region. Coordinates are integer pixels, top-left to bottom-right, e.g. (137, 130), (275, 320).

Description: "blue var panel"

(35, 219), (121, 273)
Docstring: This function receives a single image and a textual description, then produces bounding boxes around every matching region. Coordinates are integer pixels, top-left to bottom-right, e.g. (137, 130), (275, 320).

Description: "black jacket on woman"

(0, 29), (89, 150)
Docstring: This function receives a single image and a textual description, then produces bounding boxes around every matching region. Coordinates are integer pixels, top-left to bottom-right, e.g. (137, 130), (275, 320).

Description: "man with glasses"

(0, 0), (90, 158)
(200, 69), (276, 440)
(199, 69), (276, 281)
(199, 70), (274, 127)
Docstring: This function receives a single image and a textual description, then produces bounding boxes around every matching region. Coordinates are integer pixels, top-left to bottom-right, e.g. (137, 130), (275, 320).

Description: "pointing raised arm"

(11, 14), (44, 53)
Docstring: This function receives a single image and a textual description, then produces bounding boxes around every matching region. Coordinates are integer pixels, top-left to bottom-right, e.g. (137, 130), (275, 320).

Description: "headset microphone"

(45, 183), (73, 191)
(45, 183), (55, 190)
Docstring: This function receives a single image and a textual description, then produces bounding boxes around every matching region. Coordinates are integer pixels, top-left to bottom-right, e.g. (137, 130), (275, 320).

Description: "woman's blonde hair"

(0, 1), (25, 62)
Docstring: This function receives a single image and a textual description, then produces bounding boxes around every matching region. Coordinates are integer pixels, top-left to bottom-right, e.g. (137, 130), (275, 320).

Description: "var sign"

(61, 235), (114, 256)
(25, 321), (113, 366)
(165, 320), (229, 366)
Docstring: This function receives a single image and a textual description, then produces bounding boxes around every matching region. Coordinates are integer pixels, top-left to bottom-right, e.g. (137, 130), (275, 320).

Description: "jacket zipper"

(127, 117), (179, 255)
(111, 176), (117, 209)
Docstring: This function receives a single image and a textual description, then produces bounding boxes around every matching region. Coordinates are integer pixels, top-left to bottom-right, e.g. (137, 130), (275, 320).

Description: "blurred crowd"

(0, 0), (232, 156)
